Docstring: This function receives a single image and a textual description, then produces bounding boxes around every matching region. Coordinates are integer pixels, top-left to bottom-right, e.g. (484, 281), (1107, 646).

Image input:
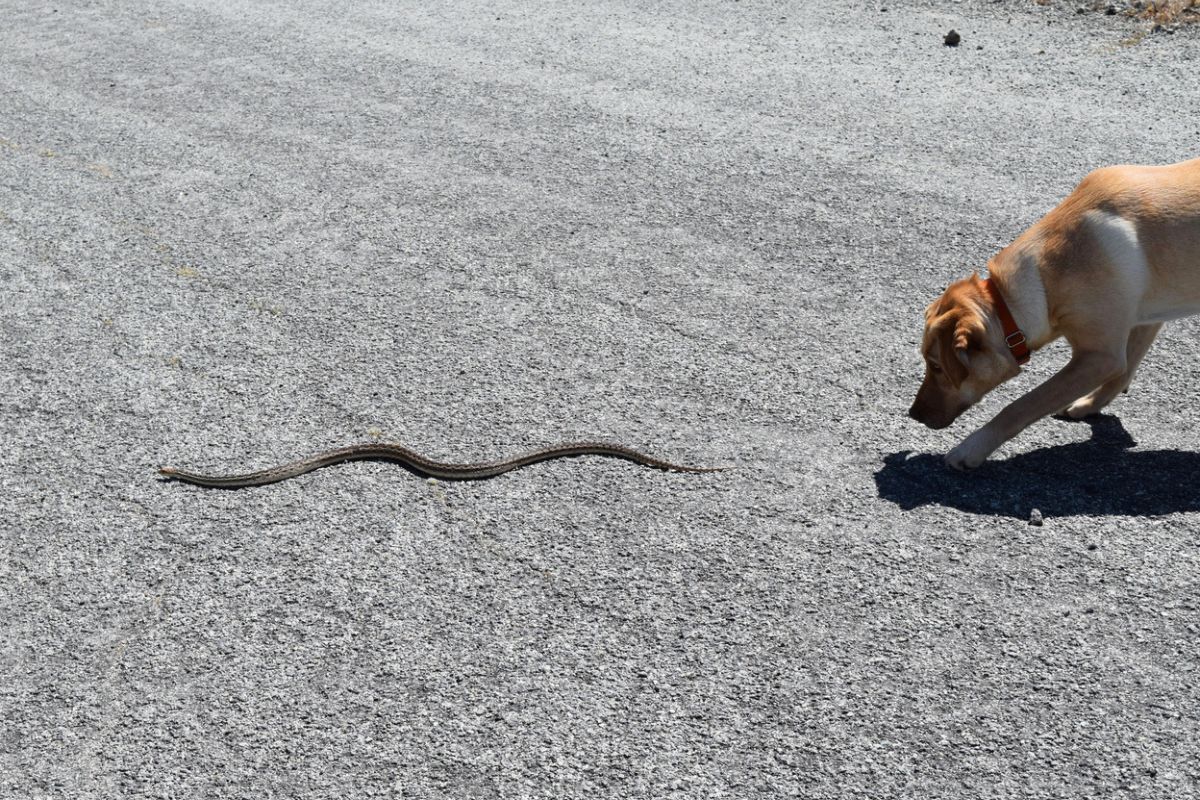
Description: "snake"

(158, 441), (721, 488)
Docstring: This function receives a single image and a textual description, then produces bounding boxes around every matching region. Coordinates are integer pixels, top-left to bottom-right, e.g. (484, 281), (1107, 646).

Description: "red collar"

(982, 278), (1030, 365)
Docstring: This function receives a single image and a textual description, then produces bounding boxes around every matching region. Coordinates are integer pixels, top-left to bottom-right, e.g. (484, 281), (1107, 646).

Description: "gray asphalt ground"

(3, 1), (1199, 797)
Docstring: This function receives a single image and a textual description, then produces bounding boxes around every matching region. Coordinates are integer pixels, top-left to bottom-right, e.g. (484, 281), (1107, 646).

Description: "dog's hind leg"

(1063, 322), (1162, 418)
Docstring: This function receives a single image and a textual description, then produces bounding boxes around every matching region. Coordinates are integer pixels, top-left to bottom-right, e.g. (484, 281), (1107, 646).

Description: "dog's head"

(908, 273), (1020, 429)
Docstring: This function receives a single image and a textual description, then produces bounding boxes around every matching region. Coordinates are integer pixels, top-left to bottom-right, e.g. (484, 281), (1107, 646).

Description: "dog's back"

(1000, 157), (1200, 325)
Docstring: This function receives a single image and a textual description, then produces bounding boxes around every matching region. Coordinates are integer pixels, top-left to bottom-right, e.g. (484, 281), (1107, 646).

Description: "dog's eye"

(929, 363), (942, 374)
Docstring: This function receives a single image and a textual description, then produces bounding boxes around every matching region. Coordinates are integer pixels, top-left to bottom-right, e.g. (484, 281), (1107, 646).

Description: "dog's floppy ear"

(934, 318), (967, 388)
(934, 313), (983, 388)
(951, 316), (985, 376)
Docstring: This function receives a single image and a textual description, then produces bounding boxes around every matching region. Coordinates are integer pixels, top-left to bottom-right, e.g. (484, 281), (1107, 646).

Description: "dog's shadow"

(875, 414), (1197, 519)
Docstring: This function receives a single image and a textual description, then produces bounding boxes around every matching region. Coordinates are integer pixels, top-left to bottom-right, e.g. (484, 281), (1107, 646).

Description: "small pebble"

(1029, 508), (1043, 526)
(944, 29), (961, 47)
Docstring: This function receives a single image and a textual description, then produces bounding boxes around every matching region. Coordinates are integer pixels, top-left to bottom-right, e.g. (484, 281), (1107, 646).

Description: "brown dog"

(910, 156), (1200, 469)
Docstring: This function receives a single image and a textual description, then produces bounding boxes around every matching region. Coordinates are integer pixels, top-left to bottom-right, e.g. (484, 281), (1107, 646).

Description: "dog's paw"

(945, 431), (996, 471)
(1062, 397), (1102, 419)
(944, 448), (983, 471)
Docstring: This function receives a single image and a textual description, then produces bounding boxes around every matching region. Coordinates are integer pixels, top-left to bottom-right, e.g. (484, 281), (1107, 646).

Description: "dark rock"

(944, 29), (961, 47)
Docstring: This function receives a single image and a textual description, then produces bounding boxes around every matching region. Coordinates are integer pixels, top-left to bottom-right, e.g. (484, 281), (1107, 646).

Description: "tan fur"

(910, 157), (1200, 469)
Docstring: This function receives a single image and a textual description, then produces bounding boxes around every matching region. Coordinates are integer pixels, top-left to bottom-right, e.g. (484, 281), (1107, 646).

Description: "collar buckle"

(983, 277), (1031, 366)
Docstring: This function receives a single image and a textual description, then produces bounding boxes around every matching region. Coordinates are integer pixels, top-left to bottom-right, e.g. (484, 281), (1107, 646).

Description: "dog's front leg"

(946, 350), (1125, 470)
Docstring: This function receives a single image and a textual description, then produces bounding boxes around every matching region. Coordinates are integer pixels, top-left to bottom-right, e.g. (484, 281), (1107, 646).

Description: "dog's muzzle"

(908, 403), (958, 430)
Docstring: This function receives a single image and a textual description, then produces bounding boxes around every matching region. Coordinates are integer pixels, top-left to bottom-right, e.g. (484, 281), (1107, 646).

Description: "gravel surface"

(2, 1), (1199, 797)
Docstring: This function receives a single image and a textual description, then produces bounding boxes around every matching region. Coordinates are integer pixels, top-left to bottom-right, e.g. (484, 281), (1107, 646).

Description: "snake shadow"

(875, 414), (1199, 519)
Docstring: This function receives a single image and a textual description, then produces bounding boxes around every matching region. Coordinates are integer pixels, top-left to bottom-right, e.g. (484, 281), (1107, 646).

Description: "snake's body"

(159, 441), (719, 488)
